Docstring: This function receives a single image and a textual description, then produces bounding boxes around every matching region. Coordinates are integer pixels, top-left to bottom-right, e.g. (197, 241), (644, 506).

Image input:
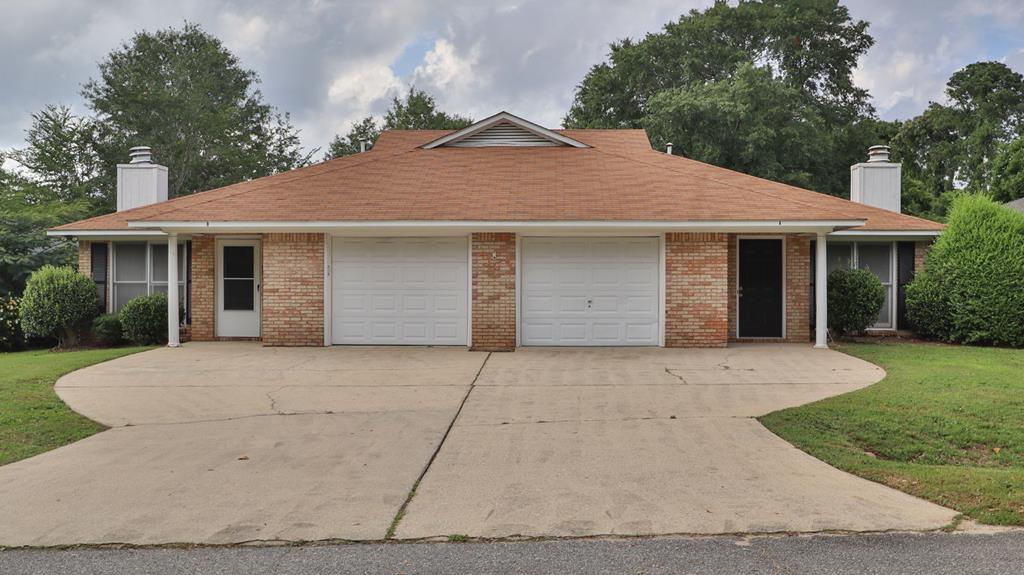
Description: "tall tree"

(325, 88), (472, 159)
(891, 61), (1024, 216)
(643, 64), (825, 189)
(563, 0), (881, 201)
(6, 105), (104, 207)
(565, 0), (874, 129)
(989, 138), (1024, 203)
(326, 117), (381, 159)
(82, 23), (313, 204)
(0, 166), (84, 295)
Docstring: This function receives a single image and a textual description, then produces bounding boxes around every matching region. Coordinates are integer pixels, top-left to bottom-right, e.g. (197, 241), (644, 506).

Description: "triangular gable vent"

(448, 121), (560, 147)
(423, 111), (588, 149)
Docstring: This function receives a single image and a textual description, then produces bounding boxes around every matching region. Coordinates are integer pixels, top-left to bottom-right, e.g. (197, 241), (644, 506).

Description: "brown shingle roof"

(54, 128), (943, 232)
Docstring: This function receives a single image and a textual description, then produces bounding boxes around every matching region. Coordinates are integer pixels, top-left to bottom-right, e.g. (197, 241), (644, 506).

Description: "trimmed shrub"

(827, 268), (886, 335)
(0, 296), (25, 351)
(91, 314), (125, 347)
(19, 265), (99, 348)
(906, 194), (1024, 347)
(904, 271), (952, 340)
(119, 293), (182, 345)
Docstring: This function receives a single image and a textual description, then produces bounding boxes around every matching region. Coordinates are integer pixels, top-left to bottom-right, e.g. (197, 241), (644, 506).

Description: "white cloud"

(219, 13), (271, 57)
(3, 0), (1024, 156)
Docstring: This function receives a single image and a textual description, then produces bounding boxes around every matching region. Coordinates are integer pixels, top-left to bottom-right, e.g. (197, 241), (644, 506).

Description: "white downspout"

(814, 232), (828, 348)
(167, 233), (181, 348)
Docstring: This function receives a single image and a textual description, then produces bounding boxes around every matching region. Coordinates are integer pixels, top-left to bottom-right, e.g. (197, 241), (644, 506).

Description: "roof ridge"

(590, 147), (858, 222)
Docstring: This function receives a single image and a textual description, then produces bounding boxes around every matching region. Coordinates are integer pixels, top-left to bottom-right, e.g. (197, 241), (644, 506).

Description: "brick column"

(471, 232), (516, 351)
(727, 234), (737, 340)
(190, 235), (216, 341)
(914, 241), (930, 272)
(262, 233), (324, 347)
(784, 234), (811, 343)
(665, 233), (729, 347)
(78, 240), (91, 275)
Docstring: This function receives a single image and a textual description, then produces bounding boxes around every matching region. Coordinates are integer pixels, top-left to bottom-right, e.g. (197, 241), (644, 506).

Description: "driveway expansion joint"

(384, 352), (493, 540)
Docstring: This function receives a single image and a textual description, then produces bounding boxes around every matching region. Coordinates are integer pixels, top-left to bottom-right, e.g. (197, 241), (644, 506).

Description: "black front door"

(738, 239), (783, 338)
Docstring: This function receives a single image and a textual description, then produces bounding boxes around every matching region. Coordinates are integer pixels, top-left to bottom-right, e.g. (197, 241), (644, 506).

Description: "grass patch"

(760, 342), (1024, 525)
(0, 346), (151, 466)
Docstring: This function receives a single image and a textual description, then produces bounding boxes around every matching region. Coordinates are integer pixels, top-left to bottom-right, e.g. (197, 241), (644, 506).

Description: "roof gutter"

(125, 219), (867, 234)
(47, 229), (168, 238)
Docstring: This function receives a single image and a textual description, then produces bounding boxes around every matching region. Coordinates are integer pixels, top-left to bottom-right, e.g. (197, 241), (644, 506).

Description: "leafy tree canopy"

(325, 88), (472, 159)
(6, 105), (105, 207)
(0, 167), (84, 296)
(565, 0), (874, 129)
(566, 0), (881, 200)
(82, 22), (313, 204)
(891, 62), (1024, 217)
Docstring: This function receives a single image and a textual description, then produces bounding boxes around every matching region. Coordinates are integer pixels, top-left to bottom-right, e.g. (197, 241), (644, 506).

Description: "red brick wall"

(261, 233), (324, 347)
(78, 240), (91, 275)
(471, 232), (516, 351)
(190, 235), (216, 341)
(784, 234), (811, 343)
(665, 233), (729, 347)
(914, 240), (930, 273)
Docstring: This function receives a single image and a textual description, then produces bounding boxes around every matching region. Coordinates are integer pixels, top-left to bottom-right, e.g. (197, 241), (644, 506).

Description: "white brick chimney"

(116, 146), (168, 211)
(850, 145), (901, 213)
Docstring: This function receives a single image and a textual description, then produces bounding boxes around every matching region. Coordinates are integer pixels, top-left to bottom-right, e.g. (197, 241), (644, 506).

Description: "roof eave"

(126, 219), (866, 234)
(47, 229), (168, 238)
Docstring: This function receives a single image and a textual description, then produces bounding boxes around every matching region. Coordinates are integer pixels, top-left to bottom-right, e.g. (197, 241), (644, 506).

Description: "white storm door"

(521, 237), (659, 346)
(331, 237), (468, 345)
(216, 239), (261, 337)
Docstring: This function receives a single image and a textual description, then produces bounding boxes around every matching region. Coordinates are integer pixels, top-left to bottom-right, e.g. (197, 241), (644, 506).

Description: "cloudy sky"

(3, 0), (1024, 157)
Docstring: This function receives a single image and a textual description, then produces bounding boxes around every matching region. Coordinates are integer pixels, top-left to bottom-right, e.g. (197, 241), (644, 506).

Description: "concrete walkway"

(0, 344), (956, 546)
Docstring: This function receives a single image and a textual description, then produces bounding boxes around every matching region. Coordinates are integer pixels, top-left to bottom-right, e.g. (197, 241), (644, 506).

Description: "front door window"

(223, 246), (255, 311)
(216, 241), (260, 337)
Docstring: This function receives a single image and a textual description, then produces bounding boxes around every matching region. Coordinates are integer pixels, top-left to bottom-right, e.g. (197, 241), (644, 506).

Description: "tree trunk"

(58, 325), (79, 349)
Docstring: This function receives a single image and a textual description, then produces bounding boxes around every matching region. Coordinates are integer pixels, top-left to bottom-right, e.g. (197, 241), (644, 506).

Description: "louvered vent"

(447, 121), (563, 147)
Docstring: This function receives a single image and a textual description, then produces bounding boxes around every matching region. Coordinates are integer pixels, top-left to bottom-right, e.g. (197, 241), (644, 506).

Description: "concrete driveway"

(0, 344), (956, 546)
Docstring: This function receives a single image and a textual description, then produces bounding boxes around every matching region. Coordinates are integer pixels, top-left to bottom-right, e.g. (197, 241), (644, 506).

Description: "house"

(49, 112), (943, 350)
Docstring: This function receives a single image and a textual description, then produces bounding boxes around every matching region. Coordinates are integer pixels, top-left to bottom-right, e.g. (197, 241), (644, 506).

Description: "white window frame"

(822, 241), (896, 330)
(112, 241), (188, 315)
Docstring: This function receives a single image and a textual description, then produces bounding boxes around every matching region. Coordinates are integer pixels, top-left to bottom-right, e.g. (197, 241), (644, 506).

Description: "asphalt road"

(2, 531), (1023, 575)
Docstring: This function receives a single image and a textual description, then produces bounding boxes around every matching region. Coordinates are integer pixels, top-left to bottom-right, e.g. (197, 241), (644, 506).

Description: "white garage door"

(521, 237), (660, 346)
(331, 237), (468, 345)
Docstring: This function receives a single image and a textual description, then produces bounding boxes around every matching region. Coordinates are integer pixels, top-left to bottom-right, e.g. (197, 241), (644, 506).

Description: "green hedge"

(19, 266), (99, 348)
(0, 296), (23, 350)
(91, 314), (125, 347)
(827, 268), (886, 335)
(907, 194), (1024, 347)
(119, 293), (182, 345)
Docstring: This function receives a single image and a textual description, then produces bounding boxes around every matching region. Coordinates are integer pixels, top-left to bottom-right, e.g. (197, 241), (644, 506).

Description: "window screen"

(857, 244), (892, 283)
(114, 244), (147, 282)
(113, 242), (188, 314)
(826, 244), (852, 273)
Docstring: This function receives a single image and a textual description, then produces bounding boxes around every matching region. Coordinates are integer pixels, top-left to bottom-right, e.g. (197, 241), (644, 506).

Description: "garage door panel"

(625, 323), (658, 342)
(557, 323), (588, 343)
(626, 296), (657, 313)
(522, 237), (659, 346)
(332, 238), (468, 345)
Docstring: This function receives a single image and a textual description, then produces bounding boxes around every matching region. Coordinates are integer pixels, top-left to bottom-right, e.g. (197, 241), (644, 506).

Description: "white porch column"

(167, 234), (181, 348)
(814, 232), (828, 348)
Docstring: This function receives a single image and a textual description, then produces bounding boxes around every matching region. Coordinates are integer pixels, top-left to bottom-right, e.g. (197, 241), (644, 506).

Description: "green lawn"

(760, 343), (1024, 525)
(0, 347), (150, 466)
